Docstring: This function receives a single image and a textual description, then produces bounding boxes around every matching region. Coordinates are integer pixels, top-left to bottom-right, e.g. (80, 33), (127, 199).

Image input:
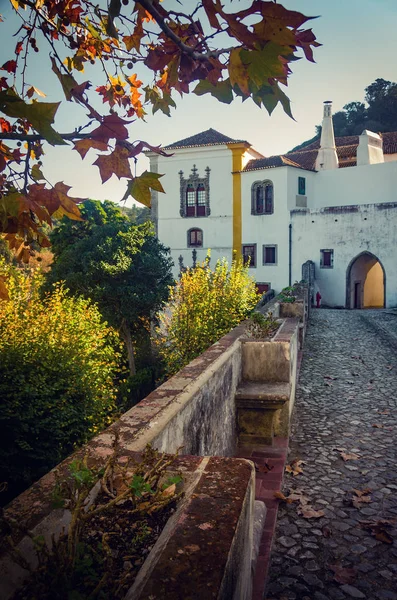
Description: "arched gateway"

(346, 252), (385, 308)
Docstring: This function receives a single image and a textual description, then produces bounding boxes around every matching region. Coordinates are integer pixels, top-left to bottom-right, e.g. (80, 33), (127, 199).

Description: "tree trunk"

(121, 320), (136, 377)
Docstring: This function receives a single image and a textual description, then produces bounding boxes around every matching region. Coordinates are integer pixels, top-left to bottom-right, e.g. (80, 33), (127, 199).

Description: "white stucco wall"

(241, 167), (289, 293)
(291, 203), (397, 308)
(312, 161), (397, 209)
(152, 145), (235, 277)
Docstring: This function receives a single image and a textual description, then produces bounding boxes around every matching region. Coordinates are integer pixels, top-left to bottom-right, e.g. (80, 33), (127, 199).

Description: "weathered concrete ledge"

(129, 456), (255, 600)
(1, 455), (255, 600)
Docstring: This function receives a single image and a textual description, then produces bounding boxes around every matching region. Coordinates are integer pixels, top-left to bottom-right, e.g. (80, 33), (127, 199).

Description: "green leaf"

(123, 171), (165, 207)
(241, 43), (288, 88)
(0, 89), (66, 145)
(51, 57), (78, 101)
(31, 164), (45, 181)
(0, 191), (21, 230)
(193, 79), (233, 104)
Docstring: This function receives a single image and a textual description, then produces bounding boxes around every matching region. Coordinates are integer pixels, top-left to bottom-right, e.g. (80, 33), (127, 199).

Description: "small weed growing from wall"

(246, 311), (280, 339)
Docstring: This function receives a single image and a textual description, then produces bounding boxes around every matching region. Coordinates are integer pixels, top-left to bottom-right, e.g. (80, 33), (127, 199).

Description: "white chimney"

(357, 130), (384, 166)
(315, 101), (339, 171)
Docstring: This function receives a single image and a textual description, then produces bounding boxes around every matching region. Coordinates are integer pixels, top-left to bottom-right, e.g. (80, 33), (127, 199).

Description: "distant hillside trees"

(290, 79), (397, 151)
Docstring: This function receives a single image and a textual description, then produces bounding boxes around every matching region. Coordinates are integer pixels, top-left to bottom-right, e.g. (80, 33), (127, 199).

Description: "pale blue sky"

(1, 0), (397, 205)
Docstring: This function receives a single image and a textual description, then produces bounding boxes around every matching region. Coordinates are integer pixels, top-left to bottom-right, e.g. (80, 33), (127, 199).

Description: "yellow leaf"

(162, 483), (176, 497)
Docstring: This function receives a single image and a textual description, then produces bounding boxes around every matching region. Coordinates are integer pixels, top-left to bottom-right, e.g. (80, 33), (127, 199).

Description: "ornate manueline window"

(187, 228), (203, 248)
(251, 181), (274, 215)
(179, 165), (211, 218)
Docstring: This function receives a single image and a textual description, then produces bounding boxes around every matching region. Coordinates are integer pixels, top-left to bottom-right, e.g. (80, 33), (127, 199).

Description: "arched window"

(187, 228), (203, 248)
(251, 181), (274, 215)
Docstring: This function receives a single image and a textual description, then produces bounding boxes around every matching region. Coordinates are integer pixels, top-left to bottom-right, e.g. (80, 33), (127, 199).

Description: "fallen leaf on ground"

(340, 452), (360, 462)
(285, 459), (305, 476)
(329, 563), (356, 585)
(297, 506), (325, 519)
(351, 489), (372, 509)
(324, 375), (338, 380)
(377, 409), (390, 414)
(372, 423), (384, 428)
(273, 490), (307, 504)
(322, 526), (332, 538)
(359, 518), (396, 544)
(255, 462), (274, 474)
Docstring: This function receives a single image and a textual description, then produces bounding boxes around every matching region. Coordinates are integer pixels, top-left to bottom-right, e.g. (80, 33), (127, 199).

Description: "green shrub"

(157, 255), (259, 375)
(117, 367), (155, 413)
(0, 261), (122, 502)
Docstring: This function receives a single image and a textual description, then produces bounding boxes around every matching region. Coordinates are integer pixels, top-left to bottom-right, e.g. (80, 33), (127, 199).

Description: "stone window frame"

(179, 165), (211, 218)
(256, 282), (271, 294)
(242, 244), (257, 268)
(320, 249), (334, 268)
(251, 180), (274, 215)
(262, 244), (278, 266)
(187, 228), (203, 248)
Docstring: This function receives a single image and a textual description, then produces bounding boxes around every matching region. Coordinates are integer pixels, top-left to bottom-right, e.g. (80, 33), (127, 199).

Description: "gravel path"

(265, 309), (397, 600)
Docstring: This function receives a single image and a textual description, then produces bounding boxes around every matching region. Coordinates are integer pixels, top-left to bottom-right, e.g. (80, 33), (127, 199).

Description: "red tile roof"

(244, 131), (397, 173)
(165, 128), (248, 149)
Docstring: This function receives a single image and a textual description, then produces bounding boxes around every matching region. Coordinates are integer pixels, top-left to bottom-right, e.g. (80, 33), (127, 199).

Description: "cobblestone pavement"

(265, 309), (397, 600)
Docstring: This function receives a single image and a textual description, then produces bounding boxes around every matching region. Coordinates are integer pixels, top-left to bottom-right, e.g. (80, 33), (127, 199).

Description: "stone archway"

(346, 252), (385, 308)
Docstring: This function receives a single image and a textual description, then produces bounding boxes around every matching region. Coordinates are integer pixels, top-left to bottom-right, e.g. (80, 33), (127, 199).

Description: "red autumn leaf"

(93, 145), (132, 183)
(1, 60), (17, 74)
(15, 41), (23, 55)
(90, 114), (130, 144)
(0, 77), (8, 89)
(0, 118), (12, 133)
(11, 148), (25, 162)
(0, 154), (6, 172)
(202, 0), (222, 29)
(73, 138), (108, 159)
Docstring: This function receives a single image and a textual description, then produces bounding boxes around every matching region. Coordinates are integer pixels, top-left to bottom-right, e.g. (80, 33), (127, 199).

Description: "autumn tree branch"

(135, 0), (231, 61)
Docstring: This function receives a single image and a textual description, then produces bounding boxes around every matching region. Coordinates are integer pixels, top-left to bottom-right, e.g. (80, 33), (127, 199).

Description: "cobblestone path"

(265, 309), (397, 600)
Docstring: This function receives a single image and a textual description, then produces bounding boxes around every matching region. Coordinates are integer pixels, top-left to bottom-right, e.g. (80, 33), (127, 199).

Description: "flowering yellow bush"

(157, 255), (259, 375)
(0, 259), (122, 500)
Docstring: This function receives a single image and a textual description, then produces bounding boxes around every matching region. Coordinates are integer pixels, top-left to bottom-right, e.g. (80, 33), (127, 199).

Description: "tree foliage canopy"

(0, 0), (319, 258)
(47, 204), (173, 374)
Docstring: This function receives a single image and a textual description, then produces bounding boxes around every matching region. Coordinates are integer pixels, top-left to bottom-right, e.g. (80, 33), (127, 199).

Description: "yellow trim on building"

(227, 143), (248, 256)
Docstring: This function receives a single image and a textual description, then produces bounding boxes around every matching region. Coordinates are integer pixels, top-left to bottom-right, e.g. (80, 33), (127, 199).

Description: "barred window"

(242, 244), (256, 267)
(188, 228), (203, 247)
(252, 181), (274, 215)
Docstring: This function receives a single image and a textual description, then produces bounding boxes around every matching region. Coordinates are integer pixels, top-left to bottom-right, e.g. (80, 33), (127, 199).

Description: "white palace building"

(146, 102), (397, 308)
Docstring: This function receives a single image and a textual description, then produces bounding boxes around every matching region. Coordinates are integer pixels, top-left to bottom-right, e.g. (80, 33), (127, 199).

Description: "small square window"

(298, 177), (306, 195)
(256, 282), (271, 294)
(320, 249), (334, 268)
(263, 245), (277, 265)
(242, 244), (256, 267)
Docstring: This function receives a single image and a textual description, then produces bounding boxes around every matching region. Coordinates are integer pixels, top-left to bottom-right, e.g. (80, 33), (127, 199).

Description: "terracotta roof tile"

(165, 128), (248, 149)
(244, 130), (397, 173)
